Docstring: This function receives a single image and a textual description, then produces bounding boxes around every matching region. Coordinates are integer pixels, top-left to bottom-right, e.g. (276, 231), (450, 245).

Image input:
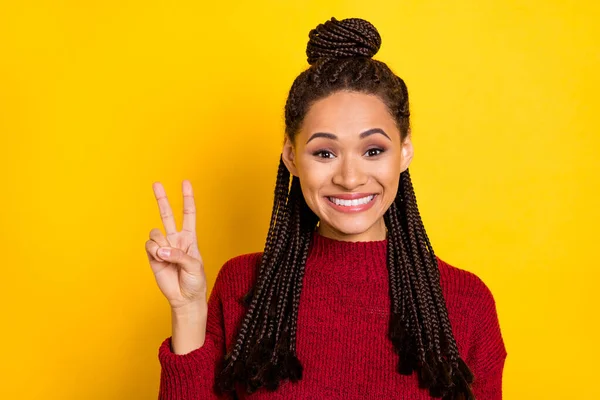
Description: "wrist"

(170, 303), (207, 355)
(170, 298), (207, 317)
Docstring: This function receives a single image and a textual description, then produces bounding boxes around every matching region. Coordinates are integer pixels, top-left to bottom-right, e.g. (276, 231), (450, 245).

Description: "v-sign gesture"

(146, 180), (207, 311)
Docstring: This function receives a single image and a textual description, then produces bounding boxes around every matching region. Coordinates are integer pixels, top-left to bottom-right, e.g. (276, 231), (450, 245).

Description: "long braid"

(243, 175), (302, 390)
(387, 199), (423, 375)
(215, 160), (318, 395)
(215, 158), (291, 390)
(389, 169), (475, 398)
(399, 174), (439, 387)
(215, 16), (475, 399)
(402, 170), (449, 389)
(401, 170), (475, 398)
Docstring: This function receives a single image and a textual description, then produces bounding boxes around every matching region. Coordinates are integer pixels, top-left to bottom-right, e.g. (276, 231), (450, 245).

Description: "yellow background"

(1, 1), (598, 398)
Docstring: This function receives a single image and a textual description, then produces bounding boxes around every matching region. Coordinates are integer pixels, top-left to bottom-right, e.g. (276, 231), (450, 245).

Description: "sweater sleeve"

(157, 268), (232, 400)
(466, 279), (508, 400)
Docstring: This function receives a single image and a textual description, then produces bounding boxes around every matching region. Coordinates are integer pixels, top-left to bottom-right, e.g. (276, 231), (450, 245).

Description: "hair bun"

(306, 17), (382, 65)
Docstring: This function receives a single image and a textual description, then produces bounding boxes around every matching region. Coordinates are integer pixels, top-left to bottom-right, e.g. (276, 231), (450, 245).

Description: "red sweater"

(158, 232), (507, 399)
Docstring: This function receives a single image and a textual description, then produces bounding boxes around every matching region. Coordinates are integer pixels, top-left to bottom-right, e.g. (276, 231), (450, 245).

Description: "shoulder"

(218, 252), (263, 280)
(212, 251), (264, 301)
(436, 256), (504, 344)
(436, 256), (498, 308)
(436, 258), (508, 379)
(436, 256), (507, 355)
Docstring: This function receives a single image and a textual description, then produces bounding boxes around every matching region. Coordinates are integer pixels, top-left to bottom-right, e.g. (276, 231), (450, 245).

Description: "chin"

(321, 217), (380, 236)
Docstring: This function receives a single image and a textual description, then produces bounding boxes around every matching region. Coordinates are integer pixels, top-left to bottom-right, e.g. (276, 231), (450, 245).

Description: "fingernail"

(158, 248), (171, 258)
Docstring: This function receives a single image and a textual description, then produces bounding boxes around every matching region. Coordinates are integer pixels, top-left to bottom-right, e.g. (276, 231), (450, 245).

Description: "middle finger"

(181, 180), (197, 234)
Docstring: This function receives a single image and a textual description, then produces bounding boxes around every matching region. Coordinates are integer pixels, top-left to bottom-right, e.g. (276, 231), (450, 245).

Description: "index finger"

(181, 180), (196, 234)
(152, 182), (177, 236)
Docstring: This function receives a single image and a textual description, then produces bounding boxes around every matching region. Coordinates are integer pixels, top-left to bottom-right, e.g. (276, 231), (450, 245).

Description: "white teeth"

(328, 195), (375, 207)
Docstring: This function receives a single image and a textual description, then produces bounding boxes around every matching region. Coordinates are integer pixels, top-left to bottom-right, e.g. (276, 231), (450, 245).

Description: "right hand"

(146, 180), (207, 311)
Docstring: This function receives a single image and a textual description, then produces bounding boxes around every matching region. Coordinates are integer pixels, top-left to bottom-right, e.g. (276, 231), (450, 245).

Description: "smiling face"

(282, 90), (414, 242)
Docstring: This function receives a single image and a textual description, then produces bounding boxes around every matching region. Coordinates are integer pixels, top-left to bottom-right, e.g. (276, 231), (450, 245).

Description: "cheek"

(298, 178), (327, 219)
(383, 169), (401, 190)
(298, 163), (330, 195)
(300, 177), (326, 208)
(373, 159), (401, 187)
(373, 165), (401, 206)
(297, 166), (332, 214)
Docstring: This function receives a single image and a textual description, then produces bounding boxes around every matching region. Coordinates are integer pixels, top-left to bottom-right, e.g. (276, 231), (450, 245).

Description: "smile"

(327, 195), (375, 206)
(325, 194), (378, 213)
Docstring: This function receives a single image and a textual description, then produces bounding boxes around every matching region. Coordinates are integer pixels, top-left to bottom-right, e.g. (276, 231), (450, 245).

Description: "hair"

(214, 17), (475, 399)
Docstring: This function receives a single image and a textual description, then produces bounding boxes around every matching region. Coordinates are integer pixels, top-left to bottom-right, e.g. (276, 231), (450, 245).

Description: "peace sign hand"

(146, 180), (207, 311)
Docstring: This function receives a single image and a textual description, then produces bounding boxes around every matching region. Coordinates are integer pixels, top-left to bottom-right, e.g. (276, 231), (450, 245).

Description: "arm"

(467, 282), (508, 399)
(158, 271), (232, 400)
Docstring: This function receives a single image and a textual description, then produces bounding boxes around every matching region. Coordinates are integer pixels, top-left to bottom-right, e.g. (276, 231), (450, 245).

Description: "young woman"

(146, 17), (507, 400)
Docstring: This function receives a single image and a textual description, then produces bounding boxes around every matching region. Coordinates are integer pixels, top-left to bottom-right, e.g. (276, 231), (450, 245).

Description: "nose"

(332, 156), (367, 190)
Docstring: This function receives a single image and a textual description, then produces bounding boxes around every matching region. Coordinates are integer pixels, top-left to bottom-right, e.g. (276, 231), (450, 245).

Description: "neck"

(316, 218), (387, 242)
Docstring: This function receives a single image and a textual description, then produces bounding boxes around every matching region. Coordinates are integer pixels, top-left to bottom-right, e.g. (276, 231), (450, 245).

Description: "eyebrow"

(306, 128), (391, 144)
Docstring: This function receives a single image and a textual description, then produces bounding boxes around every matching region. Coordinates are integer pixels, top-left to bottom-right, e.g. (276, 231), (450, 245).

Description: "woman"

(146, 17), (507, 400)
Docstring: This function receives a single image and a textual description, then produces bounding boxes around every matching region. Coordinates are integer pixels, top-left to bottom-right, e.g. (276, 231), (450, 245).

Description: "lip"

(325, 194), (378, 214)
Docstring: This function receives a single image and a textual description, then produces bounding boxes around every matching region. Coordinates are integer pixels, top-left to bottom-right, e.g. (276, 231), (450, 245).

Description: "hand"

(146, 180), (207, 311)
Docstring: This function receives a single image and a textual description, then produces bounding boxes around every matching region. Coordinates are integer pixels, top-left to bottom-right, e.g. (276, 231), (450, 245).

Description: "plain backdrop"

(1, 1), (598, 398)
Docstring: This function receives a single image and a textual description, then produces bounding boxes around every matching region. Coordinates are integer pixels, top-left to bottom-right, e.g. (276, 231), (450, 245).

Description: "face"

(282, 90), (414, 242)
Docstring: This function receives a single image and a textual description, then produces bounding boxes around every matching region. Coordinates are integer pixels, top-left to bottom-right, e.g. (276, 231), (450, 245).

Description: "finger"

(145, 239), (164, 263)
(149, 228), (170, 247)
(152, 182), (178, 236)
(156, 246), (201, 274)
(181, 180), (196, 234)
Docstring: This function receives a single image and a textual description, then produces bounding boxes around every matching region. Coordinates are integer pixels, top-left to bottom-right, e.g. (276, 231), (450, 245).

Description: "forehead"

(300, 91), (397, 136)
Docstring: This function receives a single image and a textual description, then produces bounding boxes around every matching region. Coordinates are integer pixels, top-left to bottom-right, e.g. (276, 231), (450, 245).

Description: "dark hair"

(215, 17), (475, 399)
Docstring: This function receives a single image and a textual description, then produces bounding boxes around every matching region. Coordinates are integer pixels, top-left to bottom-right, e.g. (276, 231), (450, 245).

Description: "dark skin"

(282, 90), (414, 242)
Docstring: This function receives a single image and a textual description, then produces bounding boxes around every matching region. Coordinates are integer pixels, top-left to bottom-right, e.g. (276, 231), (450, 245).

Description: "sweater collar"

(307, 230), (388, 273)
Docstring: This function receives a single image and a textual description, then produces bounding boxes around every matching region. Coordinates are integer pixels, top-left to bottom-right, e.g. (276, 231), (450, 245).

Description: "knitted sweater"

(158, 232), (507, 399)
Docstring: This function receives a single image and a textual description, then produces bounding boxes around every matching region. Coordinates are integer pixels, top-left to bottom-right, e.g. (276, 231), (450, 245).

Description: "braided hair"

(215, 17), (475, 399)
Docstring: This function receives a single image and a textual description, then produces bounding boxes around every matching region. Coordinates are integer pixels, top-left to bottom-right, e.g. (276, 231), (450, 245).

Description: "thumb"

(157, 247), (200, 273)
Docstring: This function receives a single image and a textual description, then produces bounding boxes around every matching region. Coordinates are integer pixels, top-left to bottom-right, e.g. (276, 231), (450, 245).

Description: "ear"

(281, 136), (299, 177)
(400, 132), (414, 172)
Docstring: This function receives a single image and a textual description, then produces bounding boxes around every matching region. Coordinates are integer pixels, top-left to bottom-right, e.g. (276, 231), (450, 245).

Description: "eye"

(313, 150), (335, 159)
(365, 148), (385, 157)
